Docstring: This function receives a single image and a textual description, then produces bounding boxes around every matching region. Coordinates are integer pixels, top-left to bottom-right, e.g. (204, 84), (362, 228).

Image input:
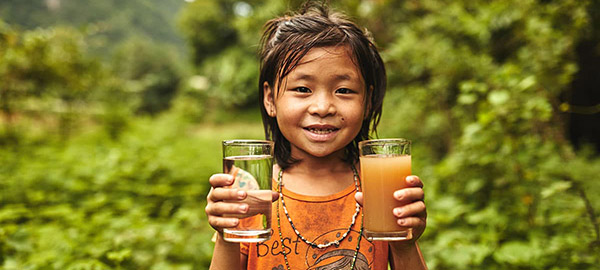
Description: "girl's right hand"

(205, 173), (249, 232)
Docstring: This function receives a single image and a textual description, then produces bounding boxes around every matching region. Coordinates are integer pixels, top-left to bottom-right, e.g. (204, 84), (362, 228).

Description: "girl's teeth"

(309, 128), (334, 134)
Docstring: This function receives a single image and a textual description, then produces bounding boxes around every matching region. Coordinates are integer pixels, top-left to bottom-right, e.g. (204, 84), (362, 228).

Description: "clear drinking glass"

(222, 140), (274, 242)
(359, 139), (412, 241)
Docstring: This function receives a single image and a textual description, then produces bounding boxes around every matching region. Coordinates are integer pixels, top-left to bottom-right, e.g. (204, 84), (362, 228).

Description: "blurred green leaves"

(178, 0), (238, 65)
(377, 0), (600, 268)
(2, 0), (600, 269)
(0, 115), (264, 269)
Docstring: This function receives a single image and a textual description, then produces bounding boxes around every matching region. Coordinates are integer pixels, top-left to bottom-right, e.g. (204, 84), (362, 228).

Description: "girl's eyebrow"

(291, 73), (358, 82)
(335, 74), (353, 81)
(292, 73), (315, 81)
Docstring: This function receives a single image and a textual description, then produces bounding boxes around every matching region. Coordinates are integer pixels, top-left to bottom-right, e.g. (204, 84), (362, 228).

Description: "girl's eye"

(335, 88), (354, 94)
(292, 87), (311, 93)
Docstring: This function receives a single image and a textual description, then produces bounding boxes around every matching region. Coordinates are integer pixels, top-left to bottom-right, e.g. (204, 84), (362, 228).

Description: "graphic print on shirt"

(244, 178), (389, 270)
(304, 229), (374, 270)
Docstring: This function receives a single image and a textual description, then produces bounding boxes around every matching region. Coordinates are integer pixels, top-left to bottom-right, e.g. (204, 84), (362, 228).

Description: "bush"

(0, 116), (264, 269)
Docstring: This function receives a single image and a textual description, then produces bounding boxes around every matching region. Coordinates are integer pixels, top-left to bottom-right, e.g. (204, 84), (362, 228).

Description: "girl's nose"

(307, 94), (336, 117)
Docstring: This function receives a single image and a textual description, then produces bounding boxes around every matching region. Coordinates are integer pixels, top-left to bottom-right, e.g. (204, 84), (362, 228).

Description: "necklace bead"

(275, 165), (363, 270)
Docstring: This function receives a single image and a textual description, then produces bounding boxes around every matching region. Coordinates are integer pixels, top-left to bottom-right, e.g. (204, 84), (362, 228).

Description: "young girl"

(206, 3), (427, 269)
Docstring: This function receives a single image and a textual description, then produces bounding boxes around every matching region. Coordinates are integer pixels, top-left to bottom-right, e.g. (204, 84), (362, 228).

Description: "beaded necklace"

(275, 166), (364, 270)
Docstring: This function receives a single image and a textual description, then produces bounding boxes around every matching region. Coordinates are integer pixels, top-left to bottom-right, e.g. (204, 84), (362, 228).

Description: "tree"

(110, 37), (182, 115)
(374, 0), (600, 268)
(0, 22), (101, 140)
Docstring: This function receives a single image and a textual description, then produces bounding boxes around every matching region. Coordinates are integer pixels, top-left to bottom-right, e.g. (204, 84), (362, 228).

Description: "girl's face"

(264, 46), (367, 161)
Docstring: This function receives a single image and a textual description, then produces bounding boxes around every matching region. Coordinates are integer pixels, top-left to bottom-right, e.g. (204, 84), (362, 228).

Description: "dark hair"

(258, 2), (386, 169)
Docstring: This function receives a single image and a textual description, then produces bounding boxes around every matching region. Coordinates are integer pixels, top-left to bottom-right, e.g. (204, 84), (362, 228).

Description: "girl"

(206, 3), (427, 269)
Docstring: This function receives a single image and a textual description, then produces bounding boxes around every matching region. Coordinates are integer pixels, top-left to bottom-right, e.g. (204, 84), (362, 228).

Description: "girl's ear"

(263, 82), (276, 117)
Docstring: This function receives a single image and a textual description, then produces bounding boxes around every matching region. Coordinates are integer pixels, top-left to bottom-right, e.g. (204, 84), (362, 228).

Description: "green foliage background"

(1, 0), (599, 269)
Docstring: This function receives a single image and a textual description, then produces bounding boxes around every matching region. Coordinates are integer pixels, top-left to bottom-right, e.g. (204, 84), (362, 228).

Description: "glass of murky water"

(221, 140), (274, 242)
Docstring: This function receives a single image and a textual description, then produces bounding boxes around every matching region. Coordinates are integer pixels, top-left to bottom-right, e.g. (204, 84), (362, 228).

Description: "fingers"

(207, 173), (239, 203)
(405, 175), (423, 188)
(396, 216), (427, 228)
(205, 198), (250, 219)
(205, 200), (249, 216)
(209, 174), (235, 188)
(393, 187), (424, 204)
(392, 178), (426, 223)
(205, 199), (249, 230)
(208, 186), (247, 203)
(393, 200), (426, 219)
(393, 175), (427, 239)
(206, 173), (246, 231)
(207, 215), (239, 229)
(393, 200), (426, 238)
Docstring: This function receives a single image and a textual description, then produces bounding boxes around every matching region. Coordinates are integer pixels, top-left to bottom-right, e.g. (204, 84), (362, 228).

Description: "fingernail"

(227, 175), (234, 184)
(239, 204), (248, 212)
(394, 190), (404, 200)
(398, 219), (406, 226)
(394, 208), (403, 217)
(237, 190), (246, 199)
(407, 176), (415, 183)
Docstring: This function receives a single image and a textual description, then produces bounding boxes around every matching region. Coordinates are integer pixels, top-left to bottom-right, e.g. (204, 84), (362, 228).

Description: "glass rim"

(358, 138), (411, 147)
(222, 139), (274, 146)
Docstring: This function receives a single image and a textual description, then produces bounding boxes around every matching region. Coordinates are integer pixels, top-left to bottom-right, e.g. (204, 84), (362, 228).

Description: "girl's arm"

(209, 234), (244, 270)
(388, 242), (427, 270)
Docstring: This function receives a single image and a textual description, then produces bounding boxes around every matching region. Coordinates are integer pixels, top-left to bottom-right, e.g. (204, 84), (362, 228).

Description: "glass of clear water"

(221, 140), (274, 242)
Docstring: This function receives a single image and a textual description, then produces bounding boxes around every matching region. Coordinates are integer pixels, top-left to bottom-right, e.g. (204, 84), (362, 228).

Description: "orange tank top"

(241, 178), (389, 269)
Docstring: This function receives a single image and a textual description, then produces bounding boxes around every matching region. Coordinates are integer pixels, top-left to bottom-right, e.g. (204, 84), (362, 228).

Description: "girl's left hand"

(355, 175), (427, 243)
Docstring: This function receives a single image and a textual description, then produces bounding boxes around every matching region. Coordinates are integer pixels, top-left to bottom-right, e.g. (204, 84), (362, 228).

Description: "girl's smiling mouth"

(303, 125), (340, 141)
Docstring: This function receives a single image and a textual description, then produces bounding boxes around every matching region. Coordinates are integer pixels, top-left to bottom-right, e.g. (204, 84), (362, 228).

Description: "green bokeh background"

(1, 0), (599, 269)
